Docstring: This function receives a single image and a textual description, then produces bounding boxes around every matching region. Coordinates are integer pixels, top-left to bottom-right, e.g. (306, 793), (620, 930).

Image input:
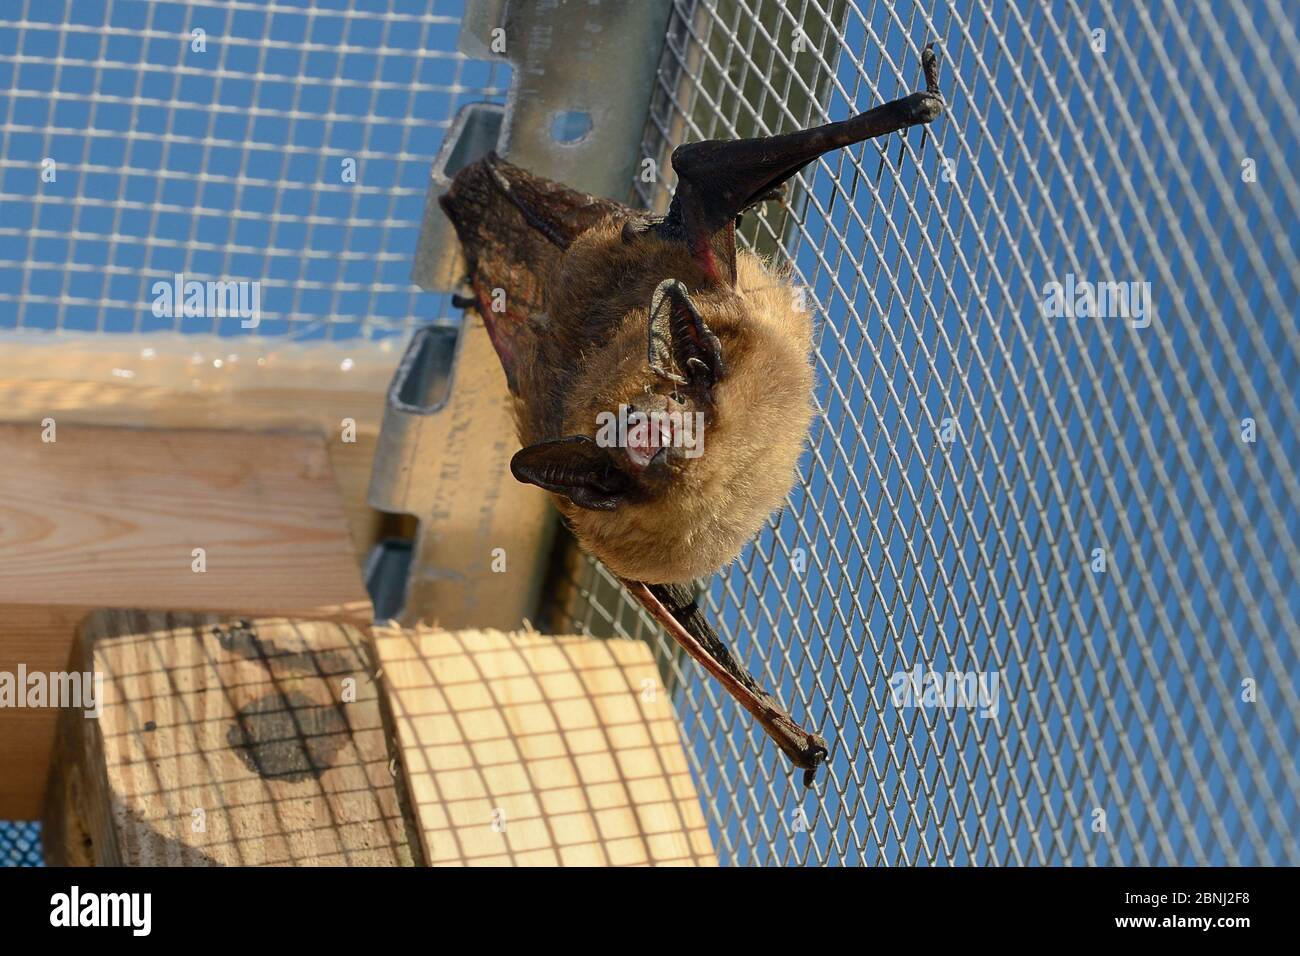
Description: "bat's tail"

(439, 153), (636, 394)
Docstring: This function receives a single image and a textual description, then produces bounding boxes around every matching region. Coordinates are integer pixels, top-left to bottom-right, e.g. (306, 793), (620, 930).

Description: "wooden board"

(42, 612), (416, 866)
(373, 625), (716, 866)
(0, 423), (372, 818)
(0, 335), (397, 569)
(0, 607), (91, 819)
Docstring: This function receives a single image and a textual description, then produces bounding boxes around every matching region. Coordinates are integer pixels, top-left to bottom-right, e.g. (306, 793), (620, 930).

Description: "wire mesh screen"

(0, 821), (42, 867)
(1, 0), (1296, 868)
(0, 0), (510, 340)
(0, 0), (509, 859)
(554, 0), (1300, 866)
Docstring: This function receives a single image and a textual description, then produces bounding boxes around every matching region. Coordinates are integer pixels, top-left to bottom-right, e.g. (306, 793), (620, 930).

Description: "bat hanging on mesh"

(440, 45), (946, 785)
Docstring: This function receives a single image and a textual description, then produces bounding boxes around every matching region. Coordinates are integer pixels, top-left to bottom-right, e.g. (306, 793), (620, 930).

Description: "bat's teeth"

(624, 415), (675, 471)
(626, 443), (653, 469)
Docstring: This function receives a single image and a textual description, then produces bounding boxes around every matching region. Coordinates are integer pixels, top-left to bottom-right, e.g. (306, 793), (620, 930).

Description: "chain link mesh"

(1, 1), (1296, 866)
(553, 0), (1299, 866)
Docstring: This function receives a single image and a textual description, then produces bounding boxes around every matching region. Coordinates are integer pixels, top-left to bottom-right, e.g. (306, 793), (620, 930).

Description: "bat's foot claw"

(922, 41), (942, 92)
(798, 733), (829, 789)
(621, 216), (656, 244)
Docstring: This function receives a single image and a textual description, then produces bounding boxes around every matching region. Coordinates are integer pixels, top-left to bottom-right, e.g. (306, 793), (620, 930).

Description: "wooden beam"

(0, 606), (89, 821)
(0, 423), (370, 614)
(373, 625), (716, 866)
(0, 334), (396, 567)
(42, 612), (416, 866)
(0, 423), (372, 818)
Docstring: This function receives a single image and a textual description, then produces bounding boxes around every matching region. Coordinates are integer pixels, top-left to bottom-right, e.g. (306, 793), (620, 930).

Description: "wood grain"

(0, 335), (396, 568)
(0, 607), (88, 818)
(373, 625), (716, 866)
(0, 424), (369, 613)
(0, 424), (372, 818)
(42, 612), (415, 866)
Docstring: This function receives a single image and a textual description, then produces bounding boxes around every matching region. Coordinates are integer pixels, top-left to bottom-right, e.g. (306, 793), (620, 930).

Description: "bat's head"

(511, 223), (814, 584)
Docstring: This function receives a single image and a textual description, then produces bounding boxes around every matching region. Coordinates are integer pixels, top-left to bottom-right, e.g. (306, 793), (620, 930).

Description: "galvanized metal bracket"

(412, 0), (673, 292)
(368, 0), (672, 629)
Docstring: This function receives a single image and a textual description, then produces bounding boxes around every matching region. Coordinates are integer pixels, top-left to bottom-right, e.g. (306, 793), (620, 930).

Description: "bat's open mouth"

(625, 416), (674, 470)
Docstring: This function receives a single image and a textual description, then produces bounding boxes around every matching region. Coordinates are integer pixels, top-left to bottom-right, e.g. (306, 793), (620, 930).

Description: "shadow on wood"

(42, 612), (416, 866)
(0, 423), (373, 818)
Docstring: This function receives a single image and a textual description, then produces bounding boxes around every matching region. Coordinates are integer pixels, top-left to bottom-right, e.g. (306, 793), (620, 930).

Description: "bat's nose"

(629, 393), (671, 418)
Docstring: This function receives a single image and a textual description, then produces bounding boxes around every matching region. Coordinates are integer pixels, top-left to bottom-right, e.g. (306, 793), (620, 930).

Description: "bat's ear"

(647, 279), (725, 398)
(511, 436), (631, 511)
(657, 44), (944, 285)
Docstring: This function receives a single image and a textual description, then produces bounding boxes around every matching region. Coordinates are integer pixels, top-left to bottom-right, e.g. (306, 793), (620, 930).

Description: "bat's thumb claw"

(922, 42), (943, 96)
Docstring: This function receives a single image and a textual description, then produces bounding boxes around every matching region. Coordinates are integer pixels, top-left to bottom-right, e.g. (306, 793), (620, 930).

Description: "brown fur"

(512, 219), (814, 583)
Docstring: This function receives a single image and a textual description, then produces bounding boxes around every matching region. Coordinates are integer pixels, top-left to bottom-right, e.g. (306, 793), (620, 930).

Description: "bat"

(440, 45), (945, 785)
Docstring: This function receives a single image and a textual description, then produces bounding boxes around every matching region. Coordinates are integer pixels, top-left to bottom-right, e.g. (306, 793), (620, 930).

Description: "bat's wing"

(654, 44), (945, 285)
(630, 580), (828, 785)
(439, 152), (638, 392)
